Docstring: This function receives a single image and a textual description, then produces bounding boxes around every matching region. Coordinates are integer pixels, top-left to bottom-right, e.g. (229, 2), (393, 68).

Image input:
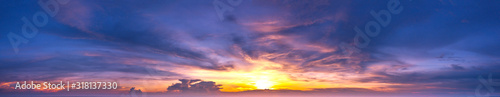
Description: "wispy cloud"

(0, 0), (499, 96)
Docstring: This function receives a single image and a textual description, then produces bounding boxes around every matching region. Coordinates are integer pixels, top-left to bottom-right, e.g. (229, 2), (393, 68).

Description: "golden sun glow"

(162, 56), (401, 93)
(254, 80), (274, 89)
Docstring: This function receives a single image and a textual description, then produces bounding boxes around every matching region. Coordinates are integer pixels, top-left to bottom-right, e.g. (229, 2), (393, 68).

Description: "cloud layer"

(0, 0), (499, 96)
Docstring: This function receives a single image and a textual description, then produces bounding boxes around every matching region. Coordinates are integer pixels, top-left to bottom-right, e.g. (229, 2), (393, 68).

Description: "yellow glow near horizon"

(161, 55), (401, 93)
(169, 64), (289, 92)
(254, 79), (274, 89)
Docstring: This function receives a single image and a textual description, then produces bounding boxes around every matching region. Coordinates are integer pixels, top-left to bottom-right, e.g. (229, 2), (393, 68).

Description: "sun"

(254, 80), (274, 89)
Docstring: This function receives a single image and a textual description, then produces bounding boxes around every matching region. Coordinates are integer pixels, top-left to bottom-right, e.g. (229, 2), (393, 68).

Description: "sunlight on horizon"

(254, 79), (274, 89)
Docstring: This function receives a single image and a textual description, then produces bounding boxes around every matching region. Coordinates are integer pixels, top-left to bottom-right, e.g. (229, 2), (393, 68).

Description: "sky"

(0, 0), (499, 96)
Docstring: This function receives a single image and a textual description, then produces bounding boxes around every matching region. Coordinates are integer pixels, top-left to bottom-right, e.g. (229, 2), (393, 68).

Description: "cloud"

(0, 0), (499, 95)
(167, 79), (222, 93)
(450, 64), (465, 70)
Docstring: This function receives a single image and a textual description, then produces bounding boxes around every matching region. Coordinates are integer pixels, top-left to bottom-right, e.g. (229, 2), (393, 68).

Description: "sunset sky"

(1, 0), (499, 96)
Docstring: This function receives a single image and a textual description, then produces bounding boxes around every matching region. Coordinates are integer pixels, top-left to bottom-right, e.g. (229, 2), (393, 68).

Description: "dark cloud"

(450, 64), (465, 70)
(167, 79), (222, 93)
